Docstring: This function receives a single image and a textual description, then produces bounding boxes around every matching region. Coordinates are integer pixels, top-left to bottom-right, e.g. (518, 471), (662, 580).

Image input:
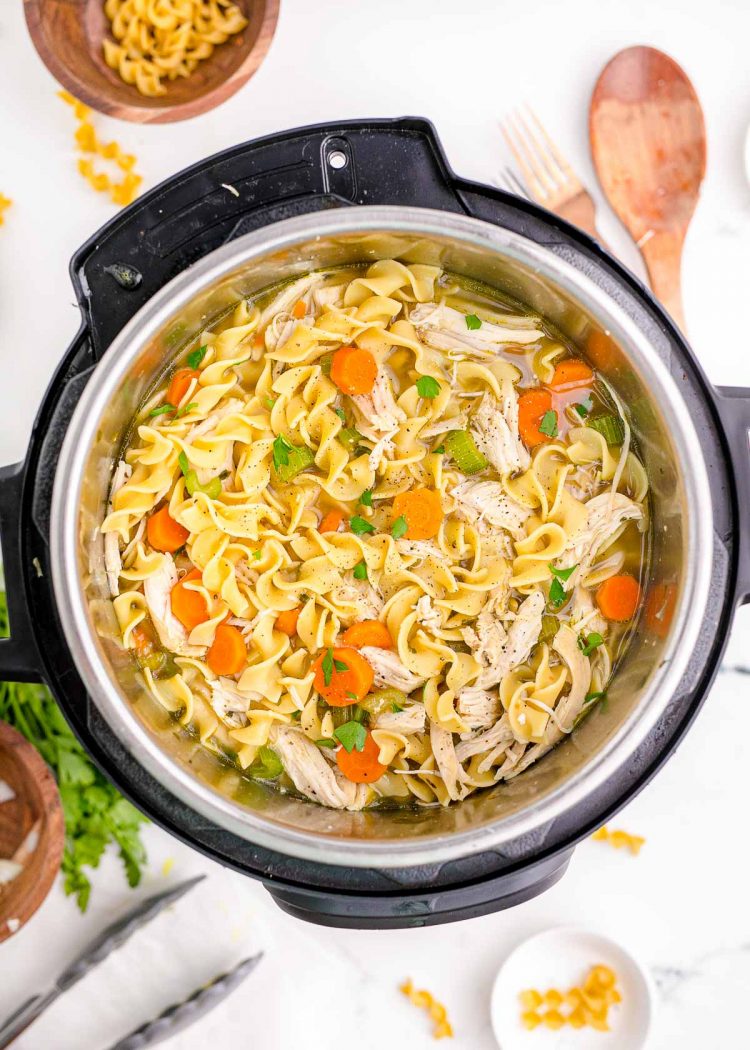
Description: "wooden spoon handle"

(639, 228), (686, 332)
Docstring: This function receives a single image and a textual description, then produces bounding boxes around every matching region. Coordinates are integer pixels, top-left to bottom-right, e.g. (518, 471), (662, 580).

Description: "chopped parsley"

(350, 515), (375, 535)
(252, 549), (262, 560)
(264, 396), (276, 411)
(578, 632), (605, 656)
(434, 445), (445, 454)
(322, 647), (349, 686)
(575, 396), (593, 418)
(149, 403), (175, 417)
(391, 515), (408, 540)
(272, 433), (292, 470)
(548, 564), (576, 608)
(187, 345), (207, 369)
(465, 313), (482, 330)
(174, 402), (197, 419)
(333, 721), (367, 753)
(391, 702), (404, 713)
(539, 409), (558, 438)
(334, 407), (347, 422)
(178, 450), (190, 476)
(584, 690), (606, 705)
(360, 488), (373, 508)
(316, 738), (337, 749)
(353, 560), (368, 581)
(416, 375), (441, 399)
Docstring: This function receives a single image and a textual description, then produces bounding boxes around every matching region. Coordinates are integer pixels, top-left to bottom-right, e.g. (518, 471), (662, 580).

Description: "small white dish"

(490, 926), (655, 1049)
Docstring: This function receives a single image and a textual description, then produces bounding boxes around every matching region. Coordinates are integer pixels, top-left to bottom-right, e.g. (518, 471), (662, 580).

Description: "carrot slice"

(319, 509), (344, 533)
(645, 582), (677, 638)
(292, 299), (306, 319)
(341, 620), (393, 650)
(392, 488), (442, 540)
(147, 506), (189, 552)
(330, 346), (378, 395)
(550, 359), (594, 389)
(167, 368), (200, 408)
(170, 567), (210, 631)
(596, 574), (640, 622)
(207, 624), (247, 675)
(336, 731), (387, 783)
(518, 388), (554, 447)
(312, 646), (374, 706)
(275, 607), (301, 637)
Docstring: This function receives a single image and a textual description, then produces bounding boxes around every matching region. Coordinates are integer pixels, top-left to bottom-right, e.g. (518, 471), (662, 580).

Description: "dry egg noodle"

(102, 260), (650, 811)
(103, 0), (249, 98)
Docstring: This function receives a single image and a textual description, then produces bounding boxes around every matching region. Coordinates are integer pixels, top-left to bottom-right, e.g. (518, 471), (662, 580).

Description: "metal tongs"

(0, 875), (262, 1049)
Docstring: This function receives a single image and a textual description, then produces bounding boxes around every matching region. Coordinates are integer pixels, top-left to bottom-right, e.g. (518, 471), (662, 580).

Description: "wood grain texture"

(24, 0), (280, 124)
(590, 46), (706, 332)
(0, 720), (64, 943)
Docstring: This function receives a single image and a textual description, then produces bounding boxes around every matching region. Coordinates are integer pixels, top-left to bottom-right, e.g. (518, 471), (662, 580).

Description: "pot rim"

(50, 206), (714, 867)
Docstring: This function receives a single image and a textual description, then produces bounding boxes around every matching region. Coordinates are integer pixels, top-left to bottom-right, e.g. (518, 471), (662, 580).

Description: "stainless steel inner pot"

(50, 207), (714, 867)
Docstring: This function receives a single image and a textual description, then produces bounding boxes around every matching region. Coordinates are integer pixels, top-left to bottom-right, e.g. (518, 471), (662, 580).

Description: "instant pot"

(2, 119), (748, 928)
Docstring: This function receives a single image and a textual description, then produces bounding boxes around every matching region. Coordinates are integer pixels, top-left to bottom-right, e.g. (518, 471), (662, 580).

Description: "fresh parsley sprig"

(0, 592), (147, 911)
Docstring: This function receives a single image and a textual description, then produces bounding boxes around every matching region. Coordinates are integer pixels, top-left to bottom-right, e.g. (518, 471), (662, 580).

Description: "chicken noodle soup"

(102, 261), (649, 810)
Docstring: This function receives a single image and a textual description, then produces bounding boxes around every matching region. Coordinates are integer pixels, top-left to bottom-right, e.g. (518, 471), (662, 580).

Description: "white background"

(2, 0), (750, 1047)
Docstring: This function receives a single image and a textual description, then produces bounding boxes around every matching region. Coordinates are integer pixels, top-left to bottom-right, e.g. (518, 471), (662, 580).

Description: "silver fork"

(497, 108), (606, 244)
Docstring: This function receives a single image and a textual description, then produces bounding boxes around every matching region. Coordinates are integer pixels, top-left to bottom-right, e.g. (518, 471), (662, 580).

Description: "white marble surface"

(1, 0), (750, 1046)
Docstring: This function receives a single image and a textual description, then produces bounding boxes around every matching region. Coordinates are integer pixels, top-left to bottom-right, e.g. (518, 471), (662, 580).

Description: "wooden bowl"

(0, 721), (64, 943)
(24, 0), (280, 124)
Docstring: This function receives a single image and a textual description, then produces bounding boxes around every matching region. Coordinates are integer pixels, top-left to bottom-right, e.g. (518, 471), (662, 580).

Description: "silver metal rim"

(50, 206), (714, 867)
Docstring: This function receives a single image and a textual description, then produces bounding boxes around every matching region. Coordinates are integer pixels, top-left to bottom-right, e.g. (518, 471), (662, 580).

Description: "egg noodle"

(101, 261), (649, 811)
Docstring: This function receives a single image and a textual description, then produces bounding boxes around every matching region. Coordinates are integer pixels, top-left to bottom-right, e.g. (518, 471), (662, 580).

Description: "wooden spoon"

(590, 46), (707, 332)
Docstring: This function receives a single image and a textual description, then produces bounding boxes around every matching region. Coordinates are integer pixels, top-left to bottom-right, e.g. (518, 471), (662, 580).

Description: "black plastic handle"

(0, 461), (42, 681)
(714, 386), (750, 604)
(71, 117), (468, 357)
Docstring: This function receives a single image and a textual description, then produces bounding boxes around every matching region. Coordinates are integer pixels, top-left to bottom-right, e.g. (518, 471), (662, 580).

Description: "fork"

(498, 108), (607, 244)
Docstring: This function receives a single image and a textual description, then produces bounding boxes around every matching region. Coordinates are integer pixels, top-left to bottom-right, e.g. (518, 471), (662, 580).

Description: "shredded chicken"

(333, 579), (383, 620)
(272, 726), (368, 810)
(456, 686), (502, 730)
(451, 479), (531, 540)
(360, 647), (427, 693)
(569, 586), (607, 638)
(376, 703), (427, 734)
(143, 555), (203, 656)
(470, 387), (530, 476)
(469, 590), (545, 690)
(312, 283), (347, 311)
(557, 492), (643, 586)
(430, 720), (470, 801)
(399, 539), (441, 561)
(105, 461), (133, 597)
(505, 625), (592, 779)
(455, 714), (514, 762)
(415, 594), (442, 632)
(410, 302), (543, 356)
(352, 369), (406, 440)
(256, 275), (322, 336)
(210, 678), (259, 727)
